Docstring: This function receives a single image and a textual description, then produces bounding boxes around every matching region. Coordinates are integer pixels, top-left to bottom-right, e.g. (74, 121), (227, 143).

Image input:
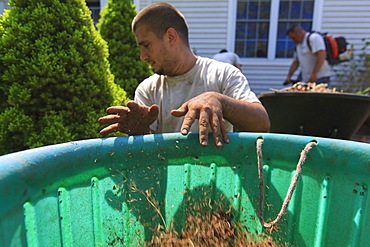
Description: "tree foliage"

(0, 0), (128, 155)
(97, 0), (152, 99)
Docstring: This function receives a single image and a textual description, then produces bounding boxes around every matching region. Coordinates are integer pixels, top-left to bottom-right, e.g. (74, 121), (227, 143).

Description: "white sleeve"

(310, 33), (326, 53)
(222, 67), (260, 103)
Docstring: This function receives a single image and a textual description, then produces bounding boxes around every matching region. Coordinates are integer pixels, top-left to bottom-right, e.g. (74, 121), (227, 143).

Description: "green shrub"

(0, 0), (128, 155)
(97, 0), (152, 99)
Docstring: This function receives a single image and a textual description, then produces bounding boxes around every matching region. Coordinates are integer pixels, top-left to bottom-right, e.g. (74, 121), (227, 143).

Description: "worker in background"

(284, 24), (331, 85)
(212, 49), (242, 71)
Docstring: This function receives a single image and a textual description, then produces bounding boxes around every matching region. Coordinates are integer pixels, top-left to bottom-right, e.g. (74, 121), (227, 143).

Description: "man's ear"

(166, 27), (178, 47)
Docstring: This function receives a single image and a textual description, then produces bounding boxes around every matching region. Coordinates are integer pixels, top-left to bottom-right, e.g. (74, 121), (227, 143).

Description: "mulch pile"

(146, 200), (280, 247)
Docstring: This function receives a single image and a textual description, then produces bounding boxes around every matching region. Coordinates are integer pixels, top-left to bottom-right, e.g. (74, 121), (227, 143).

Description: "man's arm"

(284, 60), (299, 85)
(221, 95), (270, 132)
(309, 49), (326, 82)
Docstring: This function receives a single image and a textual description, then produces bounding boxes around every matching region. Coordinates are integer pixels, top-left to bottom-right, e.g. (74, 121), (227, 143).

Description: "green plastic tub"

(0, 133), (369, 246)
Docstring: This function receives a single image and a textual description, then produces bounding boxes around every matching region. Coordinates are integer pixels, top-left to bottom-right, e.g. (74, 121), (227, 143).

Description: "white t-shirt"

(212, 52), (241, 67)
(294, 32), (331, 81)
(134, 56), (260, 133)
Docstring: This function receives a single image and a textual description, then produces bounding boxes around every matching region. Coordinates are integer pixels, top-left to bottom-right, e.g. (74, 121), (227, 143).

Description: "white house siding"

(321, 0), (370, 49)
(240, 60), (293, 94)
(0, 0), (9, 15)
(320, 0), (370, 90)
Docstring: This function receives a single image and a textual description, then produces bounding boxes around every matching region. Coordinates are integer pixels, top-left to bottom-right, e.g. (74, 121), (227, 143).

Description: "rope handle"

(256, 138), (317, 229)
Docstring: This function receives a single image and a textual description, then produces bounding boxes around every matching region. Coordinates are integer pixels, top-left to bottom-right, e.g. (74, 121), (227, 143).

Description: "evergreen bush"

(97, 0), (152, 99)
(0, 0), (128, 155)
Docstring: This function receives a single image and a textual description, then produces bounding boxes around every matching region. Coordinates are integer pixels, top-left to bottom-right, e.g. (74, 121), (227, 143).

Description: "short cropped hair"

(286, 24), (303, 35)
(132, 3), (190, 46)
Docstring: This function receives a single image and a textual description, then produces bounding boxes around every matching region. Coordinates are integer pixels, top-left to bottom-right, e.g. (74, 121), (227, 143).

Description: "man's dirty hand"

(98, 101), (159, 136)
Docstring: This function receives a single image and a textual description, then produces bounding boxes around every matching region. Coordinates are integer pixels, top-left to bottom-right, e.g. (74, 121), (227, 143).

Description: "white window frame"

(226, 0), (324, 61)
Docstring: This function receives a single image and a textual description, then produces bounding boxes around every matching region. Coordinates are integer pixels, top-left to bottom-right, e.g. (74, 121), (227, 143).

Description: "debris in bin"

(270, 82), (340, 93)
(145, 196), (284, 247)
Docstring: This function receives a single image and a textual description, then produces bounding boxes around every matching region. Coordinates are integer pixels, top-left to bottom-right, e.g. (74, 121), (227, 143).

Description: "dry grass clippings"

(146, 199), (278, 247)
(270, 82), (340, 93)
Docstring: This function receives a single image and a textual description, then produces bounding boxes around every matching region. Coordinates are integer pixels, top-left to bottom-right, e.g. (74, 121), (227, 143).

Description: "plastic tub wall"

(0, 133), (369, 246)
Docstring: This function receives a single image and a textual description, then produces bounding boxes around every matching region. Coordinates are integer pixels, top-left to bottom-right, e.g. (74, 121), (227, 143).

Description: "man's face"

(288, 31), (304, 44)
(134, 26), (175, 75)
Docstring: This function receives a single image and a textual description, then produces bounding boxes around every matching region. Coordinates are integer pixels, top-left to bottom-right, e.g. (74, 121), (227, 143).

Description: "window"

(235, 0), (315, 59)
(86, 1), (100, 26)
(235, 0), (271, 58)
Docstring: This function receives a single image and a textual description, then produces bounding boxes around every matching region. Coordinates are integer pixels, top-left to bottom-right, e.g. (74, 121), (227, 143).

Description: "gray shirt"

(134, 57), (259, 133)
